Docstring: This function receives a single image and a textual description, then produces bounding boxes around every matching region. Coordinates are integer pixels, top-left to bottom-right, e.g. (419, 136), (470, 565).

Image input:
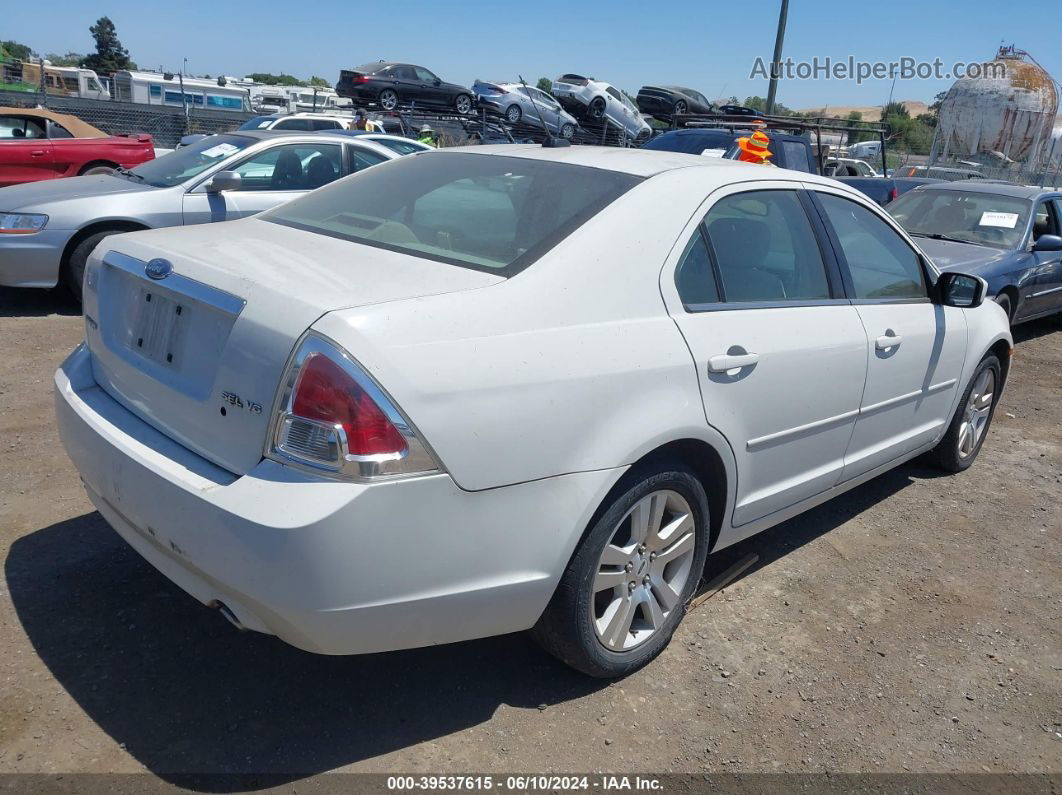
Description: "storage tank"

(936, 46), (1058, 165)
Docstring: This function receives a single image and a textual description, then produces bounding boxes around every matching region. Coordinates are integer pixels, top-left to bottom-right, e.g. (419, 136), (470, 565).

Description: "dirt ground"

(0, 286), (1059, 785)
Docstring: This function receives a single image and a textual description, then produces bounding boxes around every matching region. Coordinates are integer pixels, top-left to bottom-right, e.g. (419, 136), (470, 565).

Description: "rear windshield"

(643, 130), (736, 155)
(264, 152), (642, 275)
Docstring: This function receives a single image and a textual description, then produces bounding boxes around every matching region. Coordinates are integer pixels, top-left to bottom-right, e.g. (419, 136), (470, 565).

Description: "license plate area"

(130, 288), (187, 368)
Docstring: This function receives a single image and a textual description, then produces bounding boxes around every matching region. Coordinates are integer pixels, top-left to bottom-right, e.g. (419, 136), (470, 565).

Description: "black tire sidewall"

(65, 231), (112, 301)
(534, 462), (710, 677)
(505, 104), (521, 123)
(933, 354), (1002, 472)
(456, 94), (472, 114)
(379, 90), (397, 110)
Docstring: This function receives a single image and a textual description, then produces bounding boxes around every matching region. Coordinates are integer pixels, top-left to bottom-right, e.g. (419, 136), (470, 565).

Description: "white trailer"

(112, 70), (251, 111)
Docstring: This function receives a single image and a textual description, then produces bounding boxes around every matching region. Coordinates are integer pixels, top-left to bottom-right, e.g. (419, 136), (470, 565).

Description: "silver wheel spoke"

(644, 590), (666, 629)
(651, 575), (681, 612)
(599, 594), (636, 649)
(652, 530), (695, 570)
(651, 511), (693, 550)
(599, 543), (631, 567)
(593, 568), (628, 592)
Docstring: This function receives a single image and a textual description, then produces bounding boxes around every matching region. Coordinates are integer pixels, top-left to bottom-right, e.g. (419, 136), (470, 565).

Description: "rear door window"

(817, 193), (926, 300)
(702, 190), (831, 302)
(231, 143), (343, 191)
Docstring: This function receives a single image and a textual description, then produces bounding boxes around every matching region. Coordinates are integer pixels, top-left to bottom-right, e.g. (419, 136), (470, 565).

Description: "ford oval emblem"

(145, 258), (172, 280)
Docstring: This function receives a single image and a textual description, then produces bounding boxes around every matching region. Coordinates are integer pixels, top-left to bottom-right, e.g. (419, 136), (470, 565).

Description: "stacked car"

(551, 74), (652, 144)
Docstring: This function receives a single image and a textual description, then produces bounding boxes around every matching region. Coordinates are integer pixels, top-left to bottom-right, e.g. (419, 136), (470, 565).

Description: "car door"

(531, 88), (561, 132)
(664, 183), (869, 527)
(810, 186), (968, 479)
(0, 116), (56, 185)
(411, 66), (444, 106)
(1019, 199), (1062, 317)
(182, 141), (344, 224)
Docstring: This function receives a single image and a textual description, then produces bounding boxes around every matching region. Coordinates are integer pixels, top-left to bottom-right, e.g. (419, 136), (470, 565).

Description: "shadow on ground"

(5, 457), (944, 789)
(0, 287), (80, 318)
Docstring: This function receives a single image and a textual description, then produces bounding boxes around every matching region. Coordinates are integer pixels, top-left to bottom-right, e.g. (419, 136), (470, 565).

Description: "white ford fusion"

(55, 145), (1011, 677)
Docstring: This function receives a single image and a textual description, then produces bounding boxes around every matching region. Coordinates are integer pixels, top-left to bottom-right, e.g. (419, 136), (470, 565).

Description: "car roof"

(0, 106), (106, 138)
(440, 144), (842, 184)
(915, 181), (1060, 200)
(253, 112), (352, 120)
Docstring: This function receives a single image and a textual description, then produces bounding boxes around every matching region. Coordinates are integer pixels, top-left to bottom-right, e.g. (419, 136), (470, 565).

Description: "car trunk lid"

(83, 217), (503, 476)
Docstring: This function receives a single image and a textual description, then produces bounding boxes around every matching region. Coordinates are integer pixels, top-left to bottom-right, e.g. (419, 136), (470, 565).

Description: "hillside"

(795, 100), (931, 121)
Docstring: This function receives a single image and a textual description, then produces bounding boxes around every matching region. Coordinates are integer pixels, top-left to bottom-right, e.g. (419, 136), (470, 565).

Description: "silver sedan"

(471, 81), (579, 139)
(0, 130), (401, 299)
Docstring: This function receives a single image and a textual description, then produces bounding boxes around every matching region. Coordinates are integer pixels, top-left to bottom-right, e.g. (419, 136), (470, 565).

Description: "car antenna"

(519, 75), (570, 148)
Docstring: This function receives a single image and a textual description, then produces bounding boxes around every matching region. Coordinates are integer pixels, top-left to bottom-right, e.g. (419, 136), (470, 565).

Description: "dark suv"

(336, 62), (475, 115)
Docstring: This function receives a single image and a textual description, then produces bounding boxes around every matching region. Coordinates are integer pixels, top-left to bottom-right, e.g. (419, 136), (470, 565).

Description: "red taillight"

(888, 187), (898, 203)
(355, 76), (370, 83)
(293, 353), (407, 456)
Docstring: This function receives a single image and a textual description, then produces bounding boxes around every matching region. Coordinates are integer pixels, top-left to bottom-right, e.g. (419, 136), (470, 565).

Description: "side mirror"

(935, 271), (987, 308)
(433, 79), (441, 86)
(1032, 234), (1062, 253)
(206, 171), (241, 193)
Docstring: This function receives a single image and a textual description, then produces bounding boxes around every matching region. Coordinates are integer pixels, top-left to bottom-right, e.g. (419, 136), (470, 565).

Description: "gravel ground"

(0, 287), (1059, 785)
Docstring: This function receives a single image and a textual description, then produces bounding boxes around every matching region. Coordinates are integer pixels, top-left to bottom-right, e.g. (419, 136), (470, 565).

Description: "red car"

(0, 107), (155, 187)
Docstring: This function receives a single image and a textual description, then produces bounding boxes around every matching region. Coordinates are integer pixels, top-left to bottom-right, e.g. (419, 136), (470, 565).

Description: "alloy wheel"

(591, 490), (697, 651)
(505, 104), (522, 123)
(957, 369), (995, 460)
(456, 95), (472, 114)
(379, 90), (398, 111)
(674, 100), (687, 116)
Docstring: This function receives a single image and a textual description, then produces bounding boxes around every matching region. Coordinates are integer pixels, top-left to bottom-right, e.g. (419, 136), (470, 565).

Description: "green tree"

(308, 75), (330, 87)
(45, 52), (85, 67)
(536, 77), (553, 96)
(883, 101), (909, 119)
(929, 90), (948, 113)
(247, 72), (303, 86)
(80, 17), (133, 75)
(1, 40), (35, 61)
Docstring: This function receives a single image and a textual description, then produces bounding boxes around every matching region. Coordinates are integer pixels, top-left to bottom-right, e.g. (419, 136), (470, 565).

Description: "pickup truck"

(642, 128), (940, 206)
(0, 107), (154, 187)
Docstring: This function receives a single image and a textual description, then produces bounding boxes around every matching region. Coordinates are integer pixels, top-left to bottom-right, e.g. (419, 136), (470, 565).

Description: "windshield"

(264, 152), (642, 275)
(128, 134), (255, 188)
(238, 116), (276, 130)
(887, 189), (1031, 250)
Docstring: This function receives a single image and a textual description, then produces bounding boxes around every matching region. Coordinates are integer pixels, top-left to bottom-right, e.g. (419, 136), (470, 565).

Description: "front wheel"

(80, 164), (116, 176)
(378, 89), (398, 111)
(504, 104), (522, 123)
(455, 94), (473, 114)
(560, 123), (576, 139)
(64, 231), (115, 302)
(927, 354), (1001, 472)
(532, 461), (710, 677)
(673, 100), (687, 116)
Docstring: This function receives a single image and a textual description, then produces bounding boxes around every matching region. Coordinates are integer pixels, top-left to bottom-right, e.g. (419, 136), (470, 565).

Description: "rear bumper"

(55, 344), (621, 655)
(0, 228), (73, 288)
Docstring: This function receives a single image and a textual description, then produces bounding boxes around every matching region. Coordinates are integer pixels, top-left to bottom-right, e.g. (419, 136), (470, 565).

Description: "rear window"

(238, 116), (275, 130)
(264, 152), (641, 275)
(643, 131), (735, 155)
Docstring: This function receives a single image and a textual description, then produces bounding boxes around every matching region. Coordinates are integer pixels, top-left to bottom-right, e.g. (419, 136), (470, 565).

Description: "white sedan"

(55, 146), (1011, 677)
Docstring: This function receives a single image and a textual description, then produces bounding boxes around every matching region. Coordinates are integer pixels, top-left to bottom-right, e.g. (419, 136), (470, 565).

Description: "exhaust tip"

(215, 601), (247, 631)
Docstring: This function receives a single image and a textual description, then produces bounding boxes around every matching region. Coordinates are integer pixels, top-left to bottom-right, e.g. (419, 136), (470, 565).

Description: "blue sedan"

(887, 182), (1062, 324)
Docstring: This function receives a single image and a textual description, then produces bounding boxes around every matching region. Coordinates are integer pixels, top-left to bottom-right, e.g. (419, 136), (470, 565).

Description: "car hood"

(914, 237), (1018, 274)
(0, 174), (154, 210)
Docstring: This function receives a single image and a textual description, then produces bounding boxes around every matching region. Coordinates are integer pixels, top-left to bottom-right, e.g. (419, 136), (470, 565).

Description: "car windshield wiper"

(909, 232), (972, 245)
(115, 167), (145, 182)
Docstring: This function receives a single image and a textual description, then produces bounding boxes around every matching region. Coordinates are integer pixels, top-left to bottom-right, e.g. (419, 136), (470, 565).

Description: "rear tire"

(673, 100), (687, 116)
(588, 97), (606, 120)
(926, 354), (1001, 473)
(63, 231), (115, 302)
(79, 163), (117, 176)
(504, 104), (522, 123)
(532, 460), (710, 678)
(378, 89), (398, 111)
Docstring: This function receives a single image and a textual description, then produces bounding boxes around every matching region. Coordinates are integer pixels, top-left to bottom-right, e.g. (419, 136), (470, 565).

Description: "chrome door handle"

(875, 334), (903, 350)
(708, 352), (759, 372)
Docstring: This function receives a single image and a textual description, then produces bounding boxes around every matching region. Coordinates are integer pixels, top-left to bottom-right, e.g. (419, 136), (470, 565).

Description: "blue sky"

(5, 0), (1060, 110)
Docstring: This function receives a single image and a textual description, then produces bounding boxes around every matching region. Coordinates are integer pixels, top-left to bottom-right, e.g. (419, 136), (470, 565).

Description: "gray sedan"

(471, 81), (578, 139)
(0, 130), (400, 299)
